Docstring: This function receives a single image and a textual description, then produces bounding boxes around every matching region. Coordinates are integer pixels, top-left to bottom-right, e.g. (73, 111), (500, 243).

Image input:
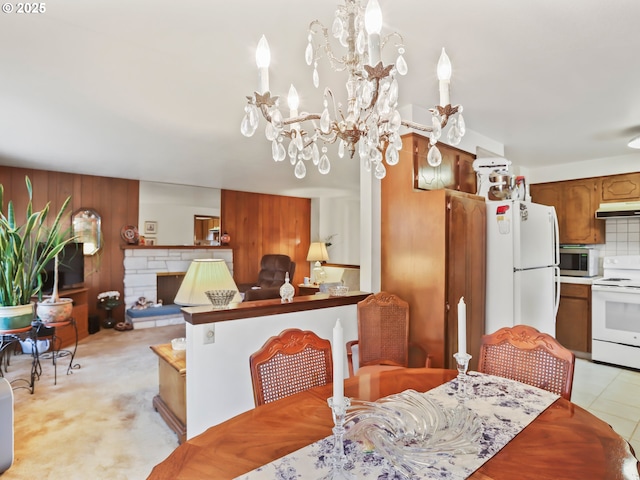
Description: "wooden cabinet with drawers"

(556, 282), (591, 354)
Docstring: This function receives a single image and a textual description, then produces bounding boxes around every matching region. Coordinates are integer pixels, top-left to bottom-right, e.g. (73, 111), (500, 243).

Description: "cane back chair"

(346, 291), (429, 376)
(249, 328), (333, 406)
(478, 324), (575, 400)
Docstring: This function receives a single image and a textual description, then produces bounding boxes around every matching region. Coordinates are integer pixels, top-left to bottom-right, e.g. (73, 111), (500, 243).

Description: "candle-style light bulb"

(287, 84), (299, 112)
(365, 0), (382, 66)
(256, 35), (270, 94)
(255, 35), (271, 69)
(437, 48), (452, 106)
(364, 0), (382, 34)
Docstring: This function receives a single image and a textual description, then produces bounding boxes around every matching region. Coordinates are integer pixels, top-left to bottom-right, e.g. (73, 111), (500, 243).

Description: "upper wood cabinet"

(530, 178), (605, 244)
(601, 172), (640, 201)
(407, 133), (477, 194)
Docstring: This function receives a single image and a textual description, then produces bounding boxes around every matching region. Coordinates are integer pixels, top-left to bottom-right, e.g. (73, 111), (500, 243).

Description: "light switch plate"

(203, 325), (215, 344)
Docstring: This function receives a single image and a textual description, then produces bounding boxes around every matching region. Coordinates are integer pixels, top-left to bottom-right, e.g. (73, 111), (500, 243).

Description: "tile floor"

(571, 358), (640, 456)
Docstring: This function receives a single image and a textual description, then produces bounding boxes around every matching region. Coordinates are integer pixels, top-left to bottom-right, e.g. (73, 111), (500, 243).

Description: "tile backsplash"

(601, 218), (640, 257)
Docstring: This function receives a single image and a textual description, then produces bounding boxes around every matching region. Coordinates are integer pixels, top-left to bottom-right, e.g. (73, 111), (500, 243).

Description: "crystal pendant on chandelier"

(241, 0), (467, 181)
(427, 145), (442, 167)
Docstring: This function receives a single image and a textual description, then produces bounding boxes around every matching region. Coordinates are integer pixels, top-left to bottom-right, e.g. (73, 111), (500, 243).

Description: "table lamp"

(174, 259), (242, 307)
(306, 242), (329, 284)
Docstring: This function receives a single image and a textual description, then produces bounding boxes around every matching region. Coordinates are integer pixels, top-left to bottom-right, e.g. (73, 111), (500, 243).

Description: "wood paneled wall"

(221, 189), (311, 288)
(0, 167), (139, 323)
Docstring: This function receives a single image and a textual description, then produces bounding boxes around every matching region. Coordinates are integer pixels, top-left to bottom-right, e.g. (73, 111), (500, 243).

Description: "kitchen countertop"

(559, 275), (601, 285)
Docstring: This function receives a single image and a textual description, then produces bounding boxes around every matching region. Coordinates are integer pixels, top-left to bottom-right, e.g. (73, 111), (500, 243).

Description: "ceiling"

(2, 0), (640, 198)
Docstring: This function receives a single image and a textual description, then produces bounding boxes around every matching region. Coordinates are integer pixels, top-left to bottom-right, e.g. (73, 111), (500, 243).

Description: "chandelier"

(240, 0), (466, 180)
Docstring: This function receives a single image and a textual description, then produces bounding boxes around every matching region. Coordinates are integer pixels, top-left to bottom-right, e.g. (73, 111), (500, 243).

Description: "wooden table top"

(148, 368), (640, 480)
(150, 344), (186, 375)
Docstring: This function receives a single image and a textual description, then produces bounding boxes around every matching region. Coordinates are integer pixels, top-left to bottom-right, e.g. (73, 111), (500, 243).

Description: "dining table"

(147, 368), (640, 480)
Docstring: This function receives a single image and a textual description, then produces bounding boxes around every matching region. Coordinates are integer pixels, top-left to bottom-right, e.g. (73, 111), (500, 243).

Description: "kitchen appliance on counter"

(485, 200), (560, 336)
(473, 158), (512, 199)
(592, 256), (640, 370)
(559, 246), (599, 277)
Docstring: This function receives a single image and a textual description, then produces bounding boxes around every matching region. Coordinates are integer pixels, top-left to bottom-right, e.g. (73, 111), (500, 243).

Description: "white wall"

(520, 152), (640, 185)
(138, 181), (220, 245)
(318, 196), (360, 265)
(185, 304), (358, 438)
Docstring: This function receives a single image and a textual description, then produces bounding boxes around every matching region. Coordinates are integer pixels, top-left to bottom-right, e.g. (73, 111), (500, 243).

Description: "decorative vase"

(280, 272), (295, 303)
(220, 232), (231, 245)
(0, 303), (36, 331)
(36, 298), (73, 324)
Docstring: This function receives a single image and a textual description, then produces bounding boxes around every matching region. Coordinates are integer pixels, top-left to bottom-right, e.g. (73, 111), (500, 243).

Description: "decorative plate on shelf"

(120, 225), (139, 244)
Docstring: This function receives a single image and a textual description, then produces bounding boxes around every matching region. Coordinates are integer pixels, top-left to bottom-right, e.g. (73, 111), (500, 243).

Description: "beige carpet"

(2, 323), (185, 479)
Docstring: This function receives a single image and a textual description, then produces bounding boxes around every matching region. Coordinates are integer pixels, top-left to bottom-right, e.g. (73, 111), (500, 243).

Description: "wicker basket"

(205, 289), (236, 308)
(328, 285), (349, 297)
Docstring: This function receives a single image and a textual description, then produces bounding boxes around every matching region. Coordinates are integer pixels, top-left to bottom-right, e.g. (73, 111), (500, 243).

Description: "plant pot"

(36, 298), (73, 324)
(0, 303), (35, 331)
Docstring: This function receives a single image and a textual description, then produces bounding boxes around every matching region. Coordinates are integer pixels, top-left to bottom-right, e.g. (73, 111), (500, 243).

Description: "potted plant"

(0, 176), (73, 330)
(35, 252), (74, 324)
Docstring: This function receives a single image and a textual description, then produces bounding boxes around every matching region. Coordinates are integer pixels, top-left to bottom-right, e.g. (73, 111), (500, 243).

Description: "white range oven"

(592, 256), (640, 370)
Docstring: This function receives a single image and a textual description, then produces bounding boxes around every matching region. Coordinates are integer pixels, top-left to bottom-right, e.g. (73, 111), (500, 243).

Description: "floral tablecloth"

(235, 372), (559, 479)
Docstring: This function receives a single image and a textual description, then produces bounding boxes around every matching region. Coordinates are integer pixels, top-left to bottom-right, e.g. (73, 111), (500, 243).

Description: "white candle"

(458, 297), (467, 355)
(255, 35), (270, 94)
(365, 0), (382, 66)
(437, 48), (452, 107)
(332, 319), (344, 403)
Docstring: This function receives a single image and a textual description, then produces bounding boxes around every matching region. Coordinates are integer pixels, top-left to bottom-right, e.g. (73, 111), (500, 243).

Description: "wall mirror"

(72, 208), (102, 255)
(194, 215), (220, 245)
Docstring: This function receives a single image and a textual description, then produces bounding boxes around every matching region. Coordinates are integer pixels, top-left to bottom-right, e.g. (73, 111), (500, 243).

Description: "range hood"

(595, 202), (640, 219)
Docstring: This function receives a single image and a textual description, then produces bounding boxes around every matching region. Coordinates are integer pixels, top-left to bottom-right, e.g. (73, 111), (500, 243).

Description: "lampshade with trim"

(306, 242), (329, 262)
(174, 259), (242, 306)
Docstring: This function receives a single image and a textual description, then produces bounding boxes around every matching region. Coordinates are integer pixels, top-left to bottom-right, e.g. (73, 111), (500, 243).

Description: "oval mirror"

(72, 208), (102, 255)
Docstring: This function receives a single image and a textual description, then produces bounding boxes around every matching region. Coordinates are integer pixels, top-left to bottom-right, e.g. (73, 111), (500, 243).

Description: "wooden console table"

(150, 343), (186, 443)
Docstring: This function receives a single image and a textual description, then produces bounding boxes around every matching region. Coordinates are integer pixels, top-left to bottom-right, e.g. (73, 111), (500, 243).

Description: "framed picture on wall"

(144, 221), (157, 234)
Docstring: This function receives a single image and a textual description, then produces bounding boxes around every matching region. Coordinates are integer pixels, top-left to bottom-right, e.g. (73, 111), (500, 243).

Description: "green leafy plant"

(0, 176), (73, 306)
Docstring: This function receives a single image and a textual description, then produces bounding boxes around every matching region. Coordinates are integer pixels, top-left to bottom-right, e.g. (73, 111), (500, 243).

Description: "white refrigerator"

(485, 200), (560, 336)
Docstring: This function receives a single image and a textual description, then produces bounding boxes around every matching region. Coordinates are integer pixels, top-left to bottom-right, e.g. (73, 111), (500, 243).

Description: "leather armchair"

(239, 254), (296, 301)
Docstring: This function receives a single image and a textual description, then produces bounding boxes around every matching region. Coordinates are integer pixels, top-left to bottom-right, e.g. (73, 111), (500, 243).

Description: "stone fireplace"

(122, 247), (233, 328)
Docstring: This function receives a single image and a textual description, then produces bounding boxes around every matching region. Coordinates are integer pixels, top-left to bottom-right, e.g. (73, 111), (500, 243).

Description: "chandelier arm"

(309, 20), (349, 73)
(323, 87), (344, 123)
(380, 32), (404, 51)
(281, 113), (322, 126)
(400, 119), (435, 134)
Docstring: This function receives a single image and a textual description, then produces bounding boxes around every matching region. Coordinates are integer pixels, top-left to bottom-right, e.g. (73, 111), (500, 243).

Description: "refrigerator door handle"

(552, 210), (560, 266)
(553, 266), (561, 317)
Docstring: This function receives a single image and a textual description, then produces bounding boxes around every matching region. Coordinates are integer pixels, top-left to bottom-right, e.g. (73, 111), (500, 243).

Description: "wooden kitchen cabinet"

(382, 141), (486, 370)
(409, 133), (477, 194)
(556, 282), (591, 355)
(601, 172), (640, 201)
(531, 178), (605, 244)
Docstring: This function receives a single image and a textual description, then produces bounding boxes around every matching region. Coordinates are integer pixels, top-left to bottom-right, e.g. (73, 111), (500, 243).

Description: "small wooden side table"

(298, 284), (320, 296)
(150, 343), (186, 444)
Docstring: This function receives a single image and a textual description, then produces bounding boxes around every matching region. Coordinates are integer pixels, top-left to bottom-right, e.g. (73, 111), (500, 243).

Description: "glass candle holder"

(322, 396), (354, 480)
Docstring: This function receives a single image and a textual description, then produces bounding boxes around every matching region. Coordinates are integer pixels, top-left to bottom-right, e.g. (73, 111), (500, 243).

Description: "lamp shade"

(306, 242), (329, 262)
(174, 259), (242, 306)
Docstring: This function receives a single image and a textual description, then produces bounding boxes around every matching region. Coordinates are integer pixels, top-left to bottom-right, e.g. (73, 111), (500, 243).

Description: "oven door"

(592, 284), (640, 347)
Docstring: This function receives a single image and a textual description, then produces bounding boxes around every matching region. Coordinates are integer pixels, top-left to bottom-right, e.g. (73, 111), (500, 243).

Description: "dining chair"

(477, 324), (575, 400)
(346, 291), (430, 376)
(249, 328), (333, 406)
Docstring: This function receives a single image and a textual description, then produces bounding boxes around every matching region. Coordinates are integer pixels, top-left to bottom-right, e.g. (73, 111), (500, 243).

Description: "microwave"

(559, 247), (599, 277)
